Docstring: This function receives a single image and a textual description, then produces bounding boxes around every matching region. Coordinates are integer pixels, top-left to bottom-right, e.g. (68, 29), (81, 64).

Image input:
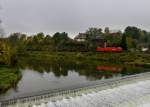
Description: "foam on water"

(32, 80), (150, 107)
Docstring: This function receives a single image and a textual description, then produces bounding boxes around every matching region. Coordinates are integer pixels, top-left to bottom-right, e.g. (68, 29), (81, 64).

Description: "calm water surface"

(0, 58), (147, 100)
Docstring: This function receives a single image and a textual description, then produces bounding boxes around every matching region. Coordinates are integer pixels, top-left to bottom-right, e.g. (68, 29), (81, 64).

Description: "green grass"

(22, 51), (150, 66)
(0, 66), (21, 93)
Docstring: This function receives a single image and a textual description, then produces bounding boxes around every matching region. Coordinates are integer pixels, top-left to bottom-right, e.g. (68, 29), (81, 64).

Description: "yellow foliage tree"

(0, 41), (11, 65)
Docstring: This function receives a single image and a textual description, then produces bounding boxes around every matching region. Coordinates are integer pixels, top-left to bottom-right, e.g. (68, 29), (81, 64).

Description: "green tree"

(33, 32), (45, 43)
(8, 33), (21, 47)
(121, 34), (127, 51)
(85, 27), (102, 40)
(52, 32), (70, 51)
(124, 26), (141, 40)
(124, 26), (143, 51)
(104, 27), (110, 34)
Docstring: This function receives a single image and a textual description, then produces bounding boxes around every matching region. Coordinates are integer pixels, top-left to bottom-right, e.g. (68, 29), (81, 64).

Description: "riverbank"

(0, 66), (21, 93)
(20, 51), (150, 67)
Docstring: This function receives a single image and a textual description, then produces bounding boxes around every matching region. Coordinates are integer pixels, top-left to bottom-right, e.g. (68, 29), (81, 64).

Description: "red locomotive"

(96, 47), (123, 52)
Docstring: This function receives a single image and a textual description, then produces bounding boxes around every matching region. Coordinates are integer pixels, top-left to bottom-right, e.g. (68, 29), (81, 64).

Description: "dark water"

(0, 57), (147, 100)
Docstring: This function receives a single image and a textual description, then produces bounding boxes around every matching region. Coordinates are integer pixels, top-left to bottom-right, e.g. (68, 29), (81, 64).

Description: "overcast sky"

(0, 0), (150, 37)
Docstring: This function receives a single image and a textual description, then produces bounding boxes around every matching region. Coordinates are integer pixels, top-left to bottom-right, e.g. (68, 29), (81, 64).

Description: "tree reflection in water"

(18, 57), (145, 80)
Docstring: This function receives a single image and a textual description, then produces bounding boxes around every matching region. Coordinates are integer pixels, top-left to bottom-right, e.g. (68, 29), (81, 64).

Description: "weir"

(1, 72), (150, 107)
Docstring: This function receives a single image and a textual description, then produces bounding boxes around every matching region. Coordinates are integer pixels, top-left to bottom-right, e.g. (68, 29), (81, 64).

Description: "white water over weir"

(1, 72), (150, 107)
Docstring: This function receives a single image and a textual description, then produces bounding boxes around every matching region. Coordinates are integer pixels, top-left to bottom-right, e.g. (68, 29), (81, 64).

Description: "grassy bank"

(0, 66), (21, 93)
(20, 51), (150, 67)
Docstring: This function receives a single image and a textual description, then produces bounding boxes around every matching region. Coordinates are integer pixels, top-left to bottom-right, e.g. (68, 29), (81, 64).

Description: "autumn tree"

(0, 41), (11, 65)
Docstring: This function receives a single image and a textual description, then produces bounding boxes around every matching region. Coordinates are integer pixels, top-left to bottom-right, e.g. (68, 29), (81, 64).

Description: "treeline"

(6, 32), (92, 52)
(0, 26), (150, 55)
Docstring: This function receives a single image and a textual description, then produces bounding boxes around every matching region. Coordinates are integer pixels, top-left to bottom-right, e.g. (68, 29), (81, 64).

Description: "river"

(0, 57), (149, 105)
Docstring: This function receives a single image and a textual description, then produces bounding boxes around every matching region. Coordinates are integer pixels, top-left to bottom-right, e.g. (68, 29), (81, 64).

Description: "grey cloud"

(1, 0), (150, 37)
